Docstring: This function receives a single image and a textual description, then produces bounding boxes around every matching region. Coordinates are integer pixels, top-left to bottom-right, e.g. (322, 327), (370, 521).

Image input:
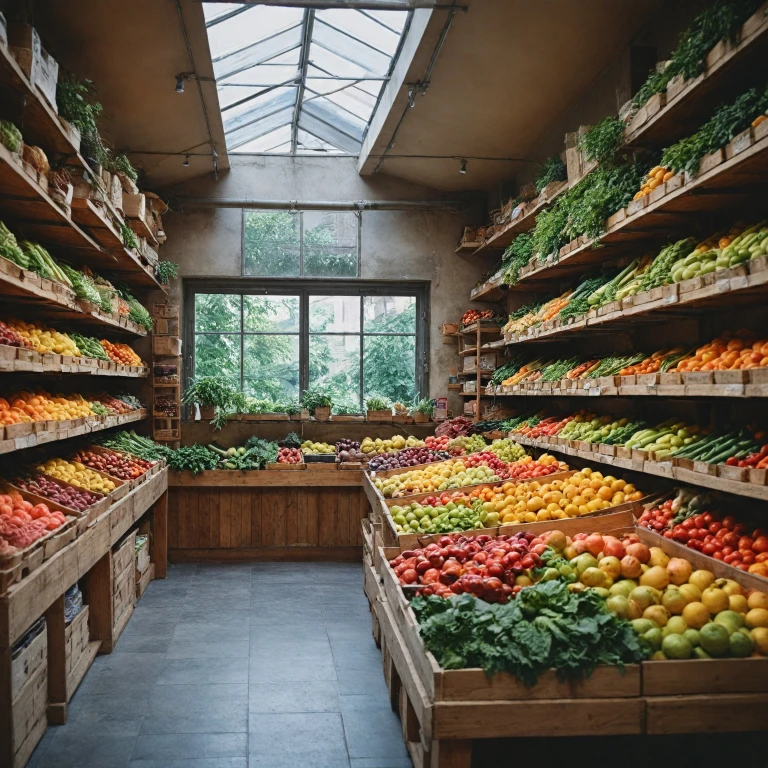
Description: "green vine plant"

(300, 388), (332, 414)
(155, 260), (179, 284)
(120, 223), (139, 251)
(56, 76), (110, 167)
(632, 0), (764, 109)
(534, 155), (567, 194)
(109, 153), (138, 182)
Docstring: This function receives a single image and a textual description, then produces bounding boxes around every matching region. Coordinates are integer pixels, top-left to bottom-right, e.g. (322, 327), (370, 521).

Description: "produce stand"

(365, 515), (768, 768)
(167, 468), (372, 562)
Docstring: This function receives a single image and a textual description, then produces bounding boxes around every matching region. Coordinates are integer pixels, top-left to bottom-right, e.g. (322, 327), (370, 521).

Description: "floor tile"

(165, 640), (250, 659)
(249, 652), (337, 683)
(35, 734), (135, 767)
(113, 633), (174, 654)
(248, 713), (350, 768)
(141, 684), (248, 734)
(130, 761), (247, 768)
(249, 680), (341, 713)
(157, 657), (249, 686)
(131, 732), (247, 760)
(336, 666), (390, 696)
(172, 618), (250, 643)
(350, 760), (414, 768)
(341, 695), (410, 760)
(88, 653), (165, 696)
(72, 691), (151, 722)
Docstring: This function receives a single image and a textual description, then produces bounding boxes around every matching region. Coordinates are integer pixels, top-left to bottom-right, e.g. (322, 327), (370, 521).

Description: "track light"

(459, 158), (467, 174)
(183, 154), (190, 167)
(175, 75), (185, 93)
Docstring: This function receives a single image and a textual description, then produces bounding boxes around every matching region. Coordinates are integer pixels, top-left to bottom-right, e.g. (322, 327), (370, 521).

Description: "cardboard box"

(8, 23), (59, 111)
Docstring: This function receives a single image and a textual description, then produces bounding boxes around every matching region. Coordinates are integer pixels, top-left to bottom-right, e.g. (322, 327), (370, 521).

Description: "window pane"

(244, 295), (300, 332)
(364, 334), (415, 404)
(243, 211), (300, 276)
(363, 296), (416, 333)
(195, 294), (241, 332)
(194, 333), (241, 385)
(309, 334), (361, 410)
(243, 335), (299, 400)
(305, 210), (357, 246)
(304, 247), (357, 277)
(309, 295), (360, 332)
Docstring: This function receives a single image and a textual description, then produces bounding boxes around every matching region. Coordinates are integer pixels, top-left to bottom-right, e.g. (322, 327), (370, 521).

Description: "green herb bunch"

(165, 445), (220, 475)
(412, 398), (435, 417)
(110, 153), (138, 182)
(501, 232), (534, 286)
(412, 582), (649, 686)
(578, 116), (625, 166)
(183, 376), (239, 408)
(57, 77), (109, 166)
(534, 155), (567, 193)
(365, 396), (391, 412)
(300, 388), (332, 413)
(120, 223), (139, 251)
(155, 261), (179, 285)
(661, 84), (768, 175)
(633, 0), (764, 109)
(333, 405), (361, 415)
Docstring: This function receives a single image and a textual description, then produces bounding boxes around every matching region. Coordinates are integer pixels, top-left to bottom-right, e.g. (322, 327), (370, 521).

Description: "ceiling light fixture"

(459, 158), (467, 174)
(175, 75), (185, 93)
(183, 154), (190, 167)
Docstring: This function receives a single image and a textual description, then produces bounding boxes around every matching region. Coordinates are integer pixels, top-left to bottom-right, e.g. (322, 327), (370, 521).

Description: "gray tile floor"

(28, 562), (412, 768)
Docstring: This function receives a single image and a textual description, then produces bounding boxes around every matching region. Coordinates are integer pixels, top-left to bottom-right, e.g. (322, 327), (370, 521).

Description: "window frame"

(183, 278), (429, 414)
(241, 209), (362, 278)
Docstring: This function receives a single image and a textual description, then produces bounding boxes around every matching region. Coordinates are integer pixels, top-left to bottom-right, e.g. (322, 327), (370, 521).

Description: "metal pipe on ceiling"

(173, 197), (467, 212)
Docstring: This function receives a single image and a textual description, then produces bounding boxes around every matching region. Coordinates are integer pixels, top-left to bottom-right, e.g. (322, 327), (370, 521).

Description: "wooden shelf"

(508, 128), (768, 293)
(488, 372), (768, 399)
(473, 181), (569, 255)
(459, 323), (502, 336)
(470, 273), (506, 302)
(505, 256), (768, 348)
(457, 369), (494, 378)
(0, 352), (148, 377)
(513, 433), (768, 502)
(0, 409), (147, 456)
(0, 467), (167, 648)
(459, 346), (478, 356)
(169, 469), (364, 487)
(624, 4), (768, 151)
(455, 241), (482, 253)
(447, 383), (462, 391)
(0, 260), (147, 336)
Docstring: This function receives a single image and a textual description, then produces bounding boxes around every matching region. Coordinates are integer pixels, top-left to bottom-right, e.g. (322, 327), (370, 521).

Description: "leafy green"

(578, 116), (625, 166)
(633, 0), (765, 108)
(534, 155), (567, 194)
(501, 233), (534, 286)
(365, 396), (391, 412)
(412, 581), (649, 687)
(164, 445), (219, 475)
(661, 84), (768, 175)
(183, 375), (239, 409)
(243, 436), (279, 467)
(300, 388), (332, 413)
(155, 260), (179, 285)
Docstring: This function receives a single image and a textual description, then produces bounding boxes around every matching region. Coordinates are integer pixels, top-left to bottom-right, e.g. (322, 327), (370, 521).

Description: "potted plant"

(182, 376), (237, 421)
(301, 388), (332, 421)
(285, 403), (309, 421)
(366, 396), (392, 422)
(392, 402), (413, 424)
(412, 397), (435, 423)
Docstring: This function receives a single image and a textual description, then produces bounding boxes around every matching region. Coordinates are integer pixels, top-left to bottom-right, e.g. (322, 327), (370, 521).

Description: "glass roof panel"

(204, 3), (409, 154)
(235, 125), (293, 154)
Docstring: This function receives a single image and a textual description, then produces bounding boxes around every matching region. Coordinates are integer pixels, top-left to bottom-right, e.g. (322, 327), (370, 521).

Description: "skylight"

(203, 3), (410, 154)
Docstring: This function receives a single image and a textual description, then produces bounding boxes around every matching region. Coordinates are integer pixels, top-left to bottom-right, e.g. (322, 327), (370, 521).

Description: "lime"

(699, 622), (730, 657)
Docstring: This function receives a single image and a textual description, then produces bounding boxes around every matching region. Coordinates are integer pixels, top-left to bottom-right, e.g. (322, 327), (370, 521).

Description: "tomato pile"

(522, 416), (574, 439)
(463, 451), (509, 474)
(505, 455), (564, 480)
(276, 447), (303, 464)
(729, 443), (768, 470)
(14, 474), (103, 511)
(0, 490), (66, 549)
(638, 499), (768, 577)
(390, 531), (546, 602)
(424, 435), (460, 454)
(70, 448), (150, 480)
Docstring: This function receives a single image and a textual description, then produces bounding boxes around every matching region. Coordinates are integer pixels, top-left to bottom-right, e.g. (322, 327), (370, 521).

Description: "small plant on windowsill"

(333, 405), (362, 416)
(366, 396), (392, 422)
(300, 388), (332, 420)
(183, 376), (238, 422)
(412, 397), (435, 423)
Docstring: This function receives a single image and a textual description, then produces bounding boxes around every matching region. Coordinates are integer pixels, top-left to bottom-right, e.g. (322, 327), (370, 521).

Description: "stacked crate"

(63, 606), (90, 698)
(152, 303), (181, 446)
(111, 531), (136, 643)
(134, 531), (153, 599)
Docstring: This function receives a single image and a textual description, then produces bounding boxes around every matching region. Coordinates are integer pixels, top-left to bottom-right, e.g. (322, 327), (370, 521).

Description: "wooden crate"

(10, 658), (47, 768)
(64, 606), (99, 701)
(136, 562), (154, 599)
(112, 562), (135, 640)
(135, 535), (150, 575)
(112, 530), (137, 580)
(11, 626), (46, 701)
(153, 336), (182, 356)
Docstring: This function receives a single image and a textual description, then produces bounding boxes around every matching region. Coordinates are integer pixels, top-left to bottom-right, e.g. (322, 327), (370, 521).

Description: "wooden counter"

(168, 469), (371, 561)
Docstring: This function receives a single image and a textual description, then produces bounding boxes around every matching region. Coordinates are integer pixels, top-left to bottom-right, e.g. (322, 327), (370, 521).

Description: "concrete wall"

(159, 155), (492, 416)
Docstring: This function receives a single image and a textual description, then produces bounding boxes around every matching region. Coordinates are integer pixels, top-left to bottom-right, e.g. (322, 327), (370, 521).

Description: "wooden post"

(0, 646), (12, 767)
(430, 739), (472, 768)
(153, 489), (168, 579)
(44, 595), (67, 724)
(83, 552), (114, 653)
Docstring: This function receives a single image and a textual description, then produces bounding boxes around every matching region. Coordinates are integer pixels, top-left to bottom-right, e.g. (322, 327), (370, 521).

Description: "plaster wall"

(159, 155), (490, 416)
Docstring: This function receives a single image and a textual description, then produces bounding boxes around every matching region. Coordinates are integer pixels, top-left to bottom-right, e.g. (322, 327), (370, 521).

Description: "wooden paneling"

(168, 485), (371, 558)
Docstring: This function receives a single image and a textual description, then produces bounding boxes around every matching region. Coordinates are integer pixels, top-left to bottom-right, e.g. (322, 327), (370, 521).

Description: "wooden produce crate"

(64, 606), (99, 702)
(136, 562), (154, 600)
(111, 531), (136, 643)
(153, 336), (182, 356)
(9, 621), (48, 768)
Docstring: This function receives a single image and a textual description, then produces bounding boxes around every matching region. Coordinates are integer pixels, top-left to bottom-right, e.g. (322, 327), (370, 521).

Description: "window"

(185, 281), (427, 412)
(202, 4), (410, 154)
(243, 210), (359, 277)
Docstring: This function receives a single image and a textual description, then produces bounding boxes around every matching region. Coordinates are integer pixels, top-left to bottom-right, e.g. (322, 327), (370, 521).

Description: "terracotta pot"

(199, 404), (216, 421)
(314, 406), (331, 421)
